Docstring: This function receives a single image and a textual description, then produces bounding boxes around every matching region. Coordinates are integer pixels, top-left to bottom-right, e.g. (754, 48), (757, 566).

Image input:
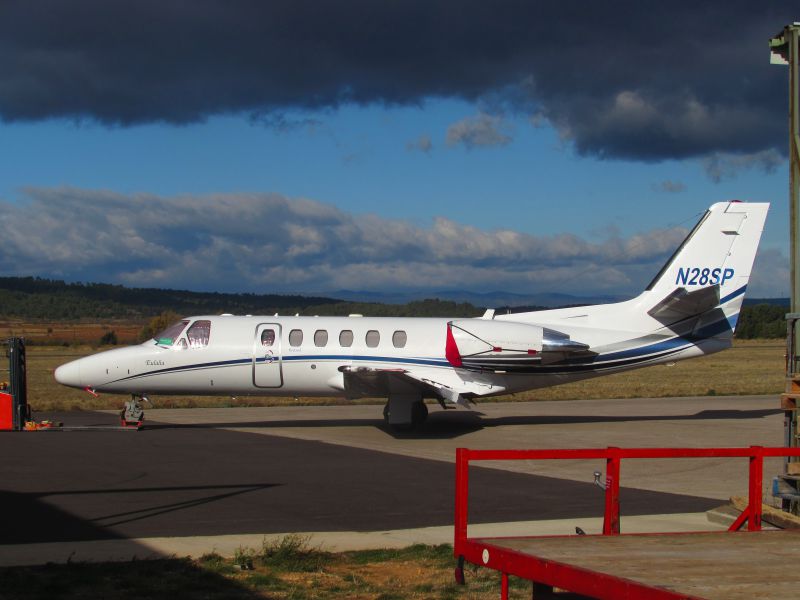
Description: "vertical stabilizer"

(645, 202), (769, 308)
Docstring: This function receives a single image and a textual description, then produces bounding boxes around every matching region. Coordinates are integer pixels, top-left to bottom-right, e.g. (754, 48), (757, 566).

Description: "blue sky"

(0, 2), (794, 299)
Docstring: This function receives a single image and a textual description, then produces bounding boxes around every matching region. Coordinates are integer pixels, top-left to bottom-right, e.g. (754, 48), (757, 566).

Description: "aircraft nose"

(54, 360), (82, 388)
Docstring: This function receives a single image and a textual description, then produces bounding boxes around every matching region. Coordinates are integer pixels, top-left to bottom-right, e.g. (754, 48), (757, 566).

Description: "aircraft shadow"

(3, 482), (282, 544)
(80, 482), (282, 528)
(141, 407), (781, 440)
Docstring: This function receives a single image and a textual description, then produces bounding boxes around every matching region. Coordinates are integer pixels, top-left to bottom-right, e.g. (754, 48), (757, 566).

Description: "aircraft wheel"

(411, 401), (428, 426)
(384, 400), (427, 431)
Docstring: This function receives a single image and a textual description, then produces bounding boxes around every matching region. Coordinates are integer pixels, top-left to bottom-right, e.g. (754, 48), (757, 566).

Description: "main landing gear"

(120, 394), (149, 429)
(383, 395), (428, 431)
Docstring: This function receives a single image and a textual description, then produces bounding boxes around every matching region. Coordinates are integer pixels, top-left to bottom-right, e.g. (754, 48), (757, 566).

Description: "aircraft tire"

(383, 400), (427, 431)
(411, 401), (428, 426)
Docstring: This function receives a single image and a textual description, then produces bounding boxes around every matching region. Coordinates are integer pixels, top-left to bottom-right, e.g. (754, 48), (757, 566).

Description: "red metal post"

(603, 448), (621, 535)
(748, 446), (763, 531)
(454, 448), (470, 550)
(728, 506), (750, 531)
(500, 572), (509, 600)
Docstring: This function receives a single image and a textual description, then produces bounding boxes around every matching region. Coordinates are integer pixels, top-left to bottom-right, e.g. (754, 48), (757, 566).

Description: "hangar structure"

(770, 22), (800, 514)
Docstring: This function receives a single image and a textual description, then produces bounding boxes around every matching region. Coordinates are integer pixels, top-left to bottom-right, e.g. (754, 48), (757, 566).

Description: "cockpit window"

(187, 320), (211, 348)
(155, 320), (189, 346)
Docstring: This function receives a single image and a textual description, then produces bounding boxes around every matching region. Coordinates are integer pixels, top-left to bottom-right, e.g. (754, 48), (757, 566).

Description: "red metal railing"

(455, 446), (800, 596)
(455, 446), (800, 598)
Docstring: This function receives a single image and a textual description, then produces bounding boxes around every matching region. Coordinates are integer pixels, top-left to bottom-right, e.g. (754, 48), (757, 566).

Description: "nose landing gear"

(120, 394), (149, 429)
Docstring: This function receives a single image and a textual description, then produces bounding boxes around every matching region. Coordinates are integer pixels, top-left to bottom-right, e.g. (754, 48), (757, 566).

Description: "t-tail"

(638, 200), (769, 343)
(490, 201), (770, 375)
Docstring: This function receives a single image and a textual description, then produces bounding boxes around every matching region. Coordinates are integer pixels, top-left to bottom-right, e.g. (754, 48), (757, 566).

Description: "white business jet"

(55, 201), (768, 429)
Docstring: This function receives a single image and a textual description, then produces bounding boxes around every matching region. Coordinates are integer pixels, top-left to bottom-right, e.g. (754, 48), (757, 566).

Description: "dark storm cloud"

(701, 149), (784, 183)
(0, 1), (794, 161)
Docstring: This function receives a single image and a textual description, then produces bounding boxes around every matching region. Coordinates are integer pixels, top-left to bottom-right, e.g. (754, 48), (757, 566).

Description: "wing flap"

(340, 366), (475, 407)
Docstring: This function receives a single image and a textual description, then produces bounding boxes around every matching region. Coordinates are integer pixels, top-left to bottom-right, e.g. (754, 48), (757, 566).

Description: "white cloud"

(406, 134), (433, 153)
(0, 186), (744, 297)
(652, 180), (687, 194)
(747, 248), (789, 298)
(446, 113), (512, 149)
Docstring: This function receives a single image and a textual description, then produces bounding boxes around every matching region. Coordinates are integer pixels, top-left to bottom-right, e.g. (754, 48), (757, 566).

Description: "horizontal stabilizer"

(648, 285), (720, 323)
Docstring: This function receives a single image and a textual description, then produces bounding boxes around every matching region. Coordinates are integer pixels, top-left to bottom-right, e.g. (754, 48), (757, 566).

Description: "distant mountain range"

(326, 289), (626, 308)
(0, 276), (788, 322)
(327, 289), (789, 309)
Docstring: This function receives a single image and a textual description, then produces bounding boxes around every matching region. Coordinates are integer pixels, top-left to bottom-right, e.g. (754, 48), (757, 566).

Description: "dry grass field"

(17, 339), (784, 412)
(1, 319), (143, 346)
(519, 338), (784, 401)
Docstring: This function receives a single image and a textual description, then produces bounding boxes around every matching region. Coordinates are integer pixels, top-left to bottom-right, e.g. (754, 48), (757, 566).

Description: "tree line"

(0, 277), (483, 321)
(735, 303), (788, 339)
(0, 277), (787, 339)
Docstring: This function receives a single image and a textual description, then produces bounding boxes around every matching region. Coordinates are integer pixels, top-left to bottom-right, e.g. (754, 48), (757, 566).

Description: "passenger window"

(261, 329), (276, 347)
(365, 330), (380, 348)
(289, 329), (303, 347)
(314, 329), (328, 347)
(186, 320), (211, 348)
(392, 330), (407, 348)
(339, 330), (354, 347)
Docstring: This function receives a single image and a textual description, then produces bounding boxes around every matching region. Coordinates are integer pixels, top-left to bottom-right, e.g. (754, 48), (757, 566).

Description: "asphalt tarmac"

(2, 395), (781, 549)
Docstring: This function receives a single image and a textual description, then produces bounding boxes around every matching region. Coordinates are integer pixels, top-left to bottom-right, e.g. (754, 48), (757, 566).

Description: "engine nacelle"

(446, 319), (590, 372)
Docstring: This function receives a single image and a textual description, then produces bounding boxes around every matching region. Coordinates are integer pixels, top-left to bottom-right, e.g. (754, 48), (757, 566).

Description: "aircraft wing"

(340, 366), (476, 408)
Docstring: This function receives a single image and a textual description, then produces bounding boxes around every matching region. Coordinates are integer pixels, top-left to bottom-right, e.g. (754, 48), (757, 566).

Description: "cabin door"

(253, 323), (283, 388)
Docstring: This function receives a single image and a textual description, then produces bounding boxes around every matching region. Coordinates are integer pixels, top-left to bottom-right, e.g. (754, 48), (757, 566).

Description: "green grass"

(346, 543), (453, 565)
(258, 534), (331, 572)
